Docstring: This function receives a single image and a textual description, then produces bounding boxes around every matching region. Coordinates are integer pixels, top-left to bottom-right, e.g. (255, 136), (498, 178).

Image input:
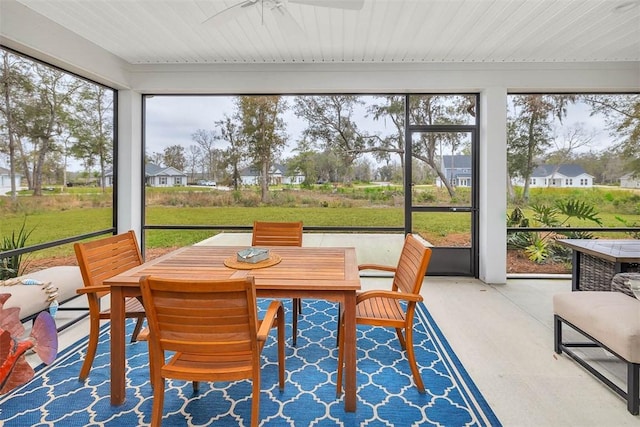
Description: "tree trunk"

(32, 136), (49, 196)
(507, 173), (515, 201)
(261, 162), (269, 203)
(16, 140), (32, 190)
(2, 64), (18, 201)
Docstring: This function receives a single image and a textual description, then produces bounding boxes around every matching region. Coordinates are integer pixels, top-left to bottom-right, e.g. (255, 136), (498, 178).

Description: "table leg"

(110, 287), (126, 405)
(571, 250), (580, 291)
(343, 291), (357, 412)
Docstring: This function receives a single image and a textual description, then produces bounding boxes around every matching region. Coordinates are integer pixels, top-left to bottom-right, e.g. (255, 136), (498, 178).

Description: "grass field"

(1, 185), (638, 261)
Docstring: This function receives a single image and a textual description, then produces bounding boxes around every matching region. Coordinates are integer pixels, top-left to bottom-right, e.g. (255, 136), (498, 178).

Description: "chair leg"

(292, 298), (300, 346)
(79, 314), (100, 381)
(192, 381), (199, 393)
(277, 305), (286, 390)
(251, 373), (260, 427)
(130, 317), (144, 343)
(151, 377), (165, 427)
(404, 326), (425, 393)
(336, 303), (341, 347)
(148, 344), (155, 390)
(395, 327), (407, 349)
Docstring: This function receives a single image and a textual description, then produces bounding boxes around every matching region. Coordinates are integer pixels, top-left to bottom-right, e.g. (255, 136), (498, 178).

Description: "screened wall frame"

(0, 45), (119, 260)
(140, 92), (482, 277)
(403, 94), (480, 277)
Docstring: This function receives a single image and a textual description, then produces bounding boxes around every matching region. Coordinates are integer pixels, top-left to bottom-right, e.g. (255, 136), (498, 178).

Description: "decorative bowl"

(237, 247), (270, 264)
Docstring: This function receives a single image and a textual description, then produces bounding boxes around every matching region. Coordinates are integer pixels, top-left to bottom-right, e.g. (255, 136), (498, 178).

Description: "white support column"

(479, 87), (508, 284)
(116, 90), (143, 242)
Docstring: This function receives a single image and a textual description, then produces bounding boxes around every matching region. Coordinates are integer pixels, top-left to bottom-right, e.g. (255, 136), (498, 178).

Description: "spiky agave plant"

(1, 219), (34, 280)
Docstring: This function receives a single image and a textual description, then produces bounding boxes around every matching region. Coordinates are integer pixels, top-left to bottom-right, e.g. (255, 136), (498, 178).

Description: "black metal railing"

(0, 228), (115, 259)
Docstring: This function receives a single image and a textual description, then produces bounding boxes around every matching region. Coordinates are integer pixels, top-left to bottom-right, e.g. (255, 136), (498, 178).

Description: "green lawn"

(2, 203), (637, 261)
(2, 185), (638, 261)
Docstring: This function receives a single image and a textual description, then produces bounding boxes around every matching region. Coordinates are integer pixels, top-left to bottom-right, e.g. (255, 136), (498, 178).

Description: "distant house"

(144, 164), (187, 187)
(514, 164), (594, 188)
(620, 172), (640, 189)
(239, 163), (305, 186)
(0, 166), (21, 191)
(104, 164), (187, 187)
(437, 155), (472, 187)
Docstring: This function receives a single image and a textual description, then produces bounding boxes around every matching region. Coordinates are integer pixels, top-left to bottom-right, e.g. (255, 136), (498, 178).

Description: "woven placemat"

(224, 253), (282, 270)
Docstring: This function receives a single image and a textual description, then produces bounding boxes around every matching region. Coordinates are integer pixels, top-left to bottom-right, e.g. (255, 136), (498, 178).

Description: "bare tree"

(409, 95), (474, 198)
(11, 63), (82, 196)
(163, 144), (186, 171)
(0, 50), (32, 200)
(366, 95), (406, 173)
(238, 96), (287, 202)
(185, 144), (202, 183)
(543, 124), (595, 176)
(69, 83), (113, 191)
(191, 128), (223, 181)
(581, 94), (640, 174)
(216, 115), (246, 190)
(294, 95), (370, 184)
(508, 94), (576, 201)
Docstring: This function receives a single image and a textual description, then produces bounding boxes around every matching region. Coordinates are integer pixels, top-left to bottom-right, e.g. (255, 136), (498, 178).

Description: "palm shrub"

(1, 219), (34, 280)
(614, 215), (640, 239)
(507, 200), (602, 263)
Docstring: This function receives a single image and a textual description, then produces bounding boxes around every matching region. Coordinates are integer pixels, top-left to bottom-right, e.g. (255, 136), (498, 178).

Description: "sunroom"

(1, 0), (639, 425)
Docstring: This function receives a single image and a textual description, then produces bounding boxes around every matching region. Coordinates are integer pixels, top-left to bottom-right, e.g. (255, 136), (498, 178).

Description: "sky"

(144, 95), (615, 167)
(0, 95), (617, 173)
(144, 94), (391, 162)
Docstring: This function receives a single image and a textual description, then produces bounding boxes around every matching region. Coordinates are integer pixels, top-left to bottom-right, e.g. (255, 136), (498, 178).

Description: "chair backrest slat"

(252, 221), (303, 247)
(140, 276), (259, 357)
(392, 234), (432, 295)
(74, 230), (144, 291)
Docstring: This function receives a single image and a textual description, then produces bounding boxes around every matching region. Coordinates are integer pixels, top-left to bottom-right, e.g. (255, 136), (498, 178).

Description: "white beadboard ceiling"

(12, 0), (640, 64)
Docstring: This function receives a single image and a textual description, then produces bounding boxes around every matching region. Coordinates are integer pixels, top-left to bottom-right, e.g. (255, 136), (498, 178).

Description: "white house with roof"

(437, 155), (472, 187)
(620, 172), (640, 189)
(513, 164), (594, 188)
(239, 163), (305, 186)
(0, 166), (22, 194)
(104, 164), (187, 187)
(144, 164), (187, 187)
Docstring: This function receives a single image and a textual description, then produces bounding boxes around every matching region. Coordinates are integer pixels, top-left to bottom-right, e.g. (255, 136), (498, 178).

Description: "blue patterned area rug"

(0, 300), (500, 426)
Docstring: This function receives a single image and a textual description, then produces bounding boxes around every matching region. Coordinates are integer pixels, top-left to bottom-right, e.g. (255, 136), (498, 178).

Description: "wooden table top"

(556, 239), (640, 263)
(104, 245), (361, 291)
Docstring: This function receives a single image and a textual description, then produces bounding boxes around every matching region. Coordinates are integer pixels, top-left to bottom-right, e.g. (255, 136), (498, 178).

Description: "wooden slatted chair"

(252, 220), (304, 345)
(139, 276), (285, 427)
(74, 230), (146, 381)
(336, 234), (432, 394)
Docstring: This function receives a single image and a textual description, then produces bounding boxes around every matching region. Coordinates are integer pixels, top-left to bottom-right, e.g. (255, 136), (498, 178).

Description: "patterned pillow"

(0, 277), (59, 316)
(611, 272), (640, 298)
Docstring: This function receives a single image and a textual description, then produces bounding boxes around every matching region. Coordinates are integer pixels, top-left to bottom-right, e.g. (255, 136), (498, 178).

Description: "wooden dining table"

(103, 245), (361, 412)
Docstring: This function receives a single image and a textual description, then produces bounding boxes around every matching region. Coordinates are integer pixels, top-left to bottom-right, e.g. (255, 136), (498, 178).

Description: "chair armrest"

(358, 264), (397, 273)
(135, 327), (150, 341)
(257, 300), (283, 341)
(357, 289), (424, 303)
(76, 285), (110, 294)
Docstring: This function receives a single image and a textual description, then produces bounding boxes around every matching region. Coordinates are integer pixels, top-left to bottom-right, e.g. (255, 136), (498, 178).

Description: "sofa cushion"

(553, 291), (640, 363)
(1, 266), (83, 321)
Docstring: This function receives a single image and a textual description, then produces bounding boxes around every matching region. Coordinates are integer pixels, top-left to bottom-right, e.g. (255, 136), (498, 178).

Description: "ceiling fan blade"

(289, 0), (365, 10)
(202, 0), (259, 24)
(270, 2), (306, 37)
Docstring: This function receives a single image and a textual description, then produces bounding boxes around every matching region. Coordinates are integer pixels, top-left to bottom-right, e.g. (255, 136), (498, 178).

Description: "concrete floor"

(30, 233), (638, 426)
